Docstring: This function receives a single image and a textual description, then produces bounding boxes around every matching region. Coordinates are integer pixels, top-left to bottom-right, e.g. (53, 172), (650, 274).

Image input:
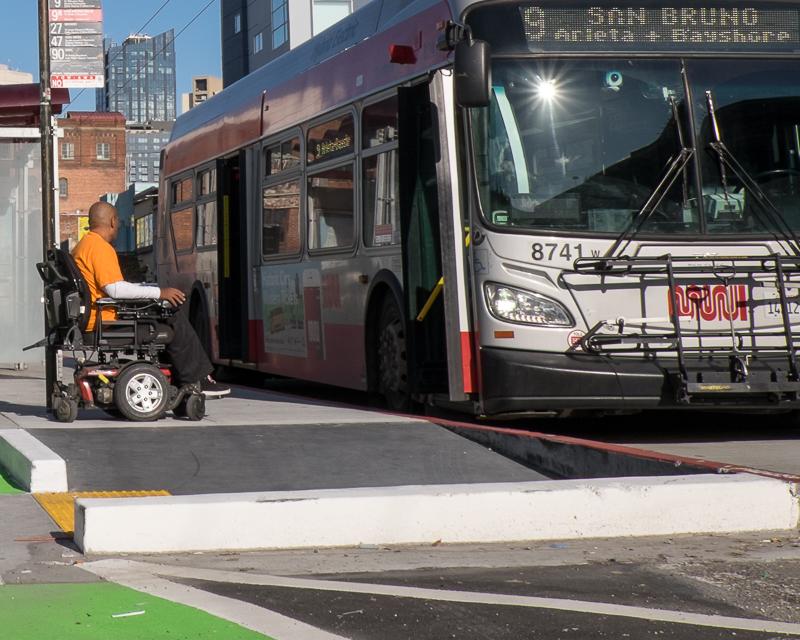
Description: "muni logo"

(668, 284), (749, 321)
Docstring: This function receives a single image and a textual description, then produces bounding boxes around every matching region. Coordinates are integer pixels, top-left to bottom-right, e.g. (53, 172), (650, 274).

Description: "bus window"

(265, 136), (301, 177)
(262, 179), (301, 257)
(171, 176), (193, 206)
(363, 151), (399, 246)
(197, 201), (217, 247)
(198, 168), (216, 196)
(196, 168), (217, 248)
(308, 165), (354, 250)
(281, 138), (301, 170)
(307, 114), (354, 164)
(171, 207), (194, 252)
(265, 143), (282, 176)
(362, 96), (398, 148)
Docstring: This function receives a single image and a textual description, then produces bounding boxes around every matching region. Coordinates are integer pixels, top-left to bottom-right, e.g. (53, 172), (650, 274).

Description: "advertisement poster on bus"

(262, 266), (324, 358)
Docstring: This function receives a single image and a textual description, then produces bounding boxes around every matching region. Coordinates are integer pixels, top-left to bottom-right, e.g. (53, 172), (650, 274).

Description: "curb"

(74, 474), (799, 554)
(0, 429), (68, 493)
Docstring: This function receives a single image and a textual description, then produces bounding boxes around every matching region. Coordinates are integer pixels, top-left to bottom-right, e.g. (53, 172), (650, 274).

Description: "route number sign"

(48, 0), (104, 88)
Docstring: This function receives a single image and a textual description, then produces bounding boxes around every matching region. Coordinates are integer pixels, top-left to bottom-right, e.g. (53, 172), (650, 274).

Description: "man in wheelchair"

(36, 201), (229, 423)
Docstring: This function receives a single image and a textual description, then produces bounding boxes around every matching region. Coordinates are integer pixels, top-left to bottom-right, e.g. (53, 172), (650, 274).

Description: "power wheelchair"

(31, 247), (206, 423)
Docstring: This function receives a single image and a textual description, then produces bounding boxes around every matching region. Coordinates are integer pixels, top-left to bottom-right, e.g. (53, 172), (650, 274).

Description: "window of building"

(96, 142), (111, 160)
(312, 0), (352, 36)
(61, 142), (75, 160)
(308, 165), (354, 250)
(307, 113), (354, 165)
(272, 0), (288, 48)
(233, 12), (242, 34)
(262, 180), (301, 257)
(135, 214), (154, 249)
(254, 32), (263, 54)
(59, 177), (68, 198)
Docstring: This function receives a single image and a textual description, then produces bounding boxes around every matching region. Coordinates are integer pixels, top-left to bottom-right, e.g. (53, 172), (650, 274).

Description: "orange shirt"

(71, 231), (124, 331)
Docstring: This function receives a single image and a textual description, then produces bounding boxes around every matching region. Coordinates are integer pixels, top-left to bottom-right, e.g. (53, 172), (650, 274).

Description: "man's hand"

(160, 287), (186, 306)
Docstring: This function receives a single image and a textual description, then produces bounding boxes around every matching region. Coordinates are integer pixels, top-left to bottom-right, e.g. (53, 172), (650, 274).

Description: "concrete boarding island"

(0, 368), (797, 556)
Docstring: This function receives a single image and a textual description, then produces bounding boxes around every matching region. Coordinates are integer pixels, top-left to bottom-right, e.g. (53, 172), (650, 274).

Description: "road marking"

(83, 560), (800, 637)
(81, 560), (347, 640)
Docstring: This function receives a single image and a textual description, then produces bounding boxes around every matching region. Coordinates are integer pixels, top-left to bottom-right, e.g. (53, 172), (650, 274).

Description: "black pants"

(162, 305), (213, 385)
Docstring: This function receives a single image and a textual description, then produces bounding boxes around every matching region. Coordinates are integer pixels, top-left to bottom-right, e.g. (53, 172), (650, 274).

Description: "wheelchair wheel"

(113, 363), (169, 422)
(53, 396), (78, 423)
(184, 394), (206, 421)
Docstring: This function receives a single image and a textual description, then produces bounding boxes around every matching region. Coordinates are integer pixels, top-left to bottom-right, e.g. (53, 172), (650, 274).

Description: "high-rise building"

(96, 30), (177, 124)
(125, 121), (172, 185)
(221, 0), (371, 87)
(181, 75), (223, 113)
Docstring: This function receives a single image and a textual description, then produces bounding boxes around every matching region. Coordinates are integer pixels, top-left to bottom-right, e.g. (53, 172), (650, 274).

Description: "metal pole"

(38, 0), (57, 409)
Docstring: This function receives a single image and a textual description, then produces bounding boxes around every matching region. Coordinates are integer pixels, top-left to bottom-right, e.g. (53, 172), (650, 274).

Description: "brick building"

(57, 111), (126, 244)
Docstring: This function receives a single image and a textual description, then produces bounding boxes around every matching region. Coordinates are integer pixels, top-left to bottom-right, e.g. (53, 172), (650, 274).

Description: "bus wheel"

(377, 298), (413, 412)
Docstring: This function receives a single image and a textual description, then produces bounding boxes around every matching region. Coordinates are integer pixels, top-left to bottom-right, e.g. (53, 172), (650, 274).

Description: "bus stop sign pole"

(38, 0), (57, 410)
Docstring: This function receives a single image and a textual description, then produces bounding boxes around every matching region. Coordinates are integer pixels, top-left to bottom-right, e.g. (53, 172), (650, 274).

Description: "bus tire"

(376, 297), (414, 412)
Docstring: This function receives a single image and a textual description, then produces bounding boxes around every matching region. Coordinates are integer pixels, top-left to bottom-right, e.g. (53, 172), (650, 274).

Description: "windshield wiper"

(604, 96), (694, 260)
(705, 90), (800, 258)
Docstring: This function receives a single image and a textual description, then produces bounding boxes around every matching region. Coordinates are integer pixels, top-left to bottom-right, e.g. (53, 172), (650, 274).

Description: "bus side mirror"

(454, 38), (491, 108)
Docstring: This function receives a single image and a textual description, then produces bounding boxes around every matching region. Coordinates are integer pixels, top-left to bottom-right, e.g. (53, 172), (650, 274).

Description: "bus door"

(398, 82), (448, 396)
(217, 151), (249, 360)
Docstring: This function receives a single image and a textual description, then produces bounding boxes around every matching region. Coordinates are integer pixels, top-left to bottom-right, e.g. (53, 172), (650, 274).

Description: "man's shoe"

(200, 376), (231, 398)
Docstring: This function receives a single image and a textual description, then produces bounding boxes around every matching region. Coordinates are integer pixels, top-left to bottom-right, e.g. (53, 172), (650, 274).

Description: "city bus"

(157, 0), (800, 417)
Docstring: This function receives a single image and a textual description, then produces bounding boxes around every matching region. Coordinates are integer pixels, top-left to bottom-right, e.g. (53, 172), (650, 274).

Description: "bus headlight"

(484, 283), (574, 327)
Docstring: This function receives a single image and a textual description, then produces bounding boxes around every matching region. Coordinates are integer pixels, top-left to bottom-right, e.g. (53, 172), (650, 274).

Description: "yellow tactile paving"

(33, 490), (170, 534)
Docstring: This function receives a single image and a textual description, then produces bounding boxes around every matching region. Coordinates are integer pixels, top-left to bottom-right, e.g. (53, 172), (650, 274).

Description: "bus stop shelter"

(0, 83), (69, 367)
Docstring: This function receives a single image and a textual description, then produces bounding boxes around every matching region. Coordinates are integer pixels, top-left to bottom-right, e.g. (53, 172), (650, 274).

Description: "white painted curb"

(74, 474), (799, 554)
(0, 429), (68, 493)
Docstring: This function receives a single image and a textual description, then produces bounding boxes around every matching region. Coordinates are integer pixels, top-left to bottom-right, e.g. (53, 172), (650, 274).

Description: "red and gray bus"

(157, 0), (800, 417)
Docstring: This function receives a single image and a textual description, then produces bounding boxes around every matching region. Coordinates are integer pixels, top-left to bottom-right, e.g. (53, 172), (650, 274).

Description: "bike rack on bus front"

(571, 254), (800, 404)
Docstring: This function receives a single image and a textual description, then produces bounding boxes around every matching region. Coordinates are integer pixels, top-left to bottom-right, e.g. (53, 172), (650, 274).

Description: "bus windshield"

(471, 58), (800, 236)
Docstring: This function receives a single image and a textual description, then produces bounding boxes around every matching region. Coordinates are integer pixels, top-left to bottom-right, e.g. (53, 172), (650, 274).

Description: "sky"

(0, 0), (222, 113)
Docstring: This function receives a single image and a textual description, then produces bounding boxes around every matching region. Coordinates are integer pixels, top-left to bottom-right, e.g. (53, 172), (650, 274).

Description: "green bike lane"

(0, 582), (272, 640)
(0, 489), (275, 639)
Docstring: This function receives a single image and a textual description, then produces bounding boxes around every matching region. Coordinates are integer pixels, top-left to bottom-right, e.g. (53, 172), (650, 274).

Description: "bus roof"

(164, 0), (456, 177)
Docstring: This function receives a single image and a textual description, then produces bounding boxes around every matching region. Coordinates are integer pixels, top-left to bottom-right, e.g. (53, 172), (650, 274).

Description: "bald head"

(88, 201), (118, 229)
(87, 202), (119, 243)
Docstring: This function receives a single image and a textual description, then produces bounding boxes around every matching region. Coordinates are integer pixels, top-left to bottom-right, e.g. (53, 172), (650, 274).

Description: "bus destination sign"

(520, 5), (800, 50)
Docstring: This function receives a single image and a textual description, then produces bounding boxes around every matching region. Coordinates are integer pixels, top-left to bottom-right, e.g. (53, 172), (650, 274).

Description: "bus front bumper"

(479, 347), (800, 415)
